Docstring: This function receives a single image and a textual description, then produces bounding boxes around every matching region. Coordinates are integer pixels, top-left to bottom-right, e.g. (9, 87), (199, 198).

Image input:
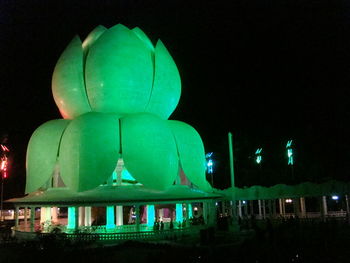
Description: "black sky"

(1, 0), (350, 197)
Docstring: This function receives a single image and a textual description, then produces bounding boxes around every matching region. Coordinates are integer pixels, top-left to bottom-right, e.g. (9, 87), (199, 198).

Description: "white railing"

(13, 225), (205, 242)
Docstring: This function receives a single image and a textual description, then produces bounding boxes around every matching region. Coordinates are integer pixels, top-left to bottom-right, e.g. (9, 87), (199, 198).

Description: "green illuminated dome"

(52, 24), (181, 120)
(26, 24), (211, 194)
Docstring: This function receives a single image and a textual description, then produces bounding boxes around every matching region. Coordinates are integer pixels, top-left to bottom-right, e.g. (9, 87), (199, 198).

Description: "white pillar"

(51, 207), (58, 224)
(300, 197), (306, 217)
(15, 207), (19, 229)
(279, 199), (283, 216)
(258, 200), (262, 219)
(116, 206), (123, 226)
(222, 201), (226, 216)
(345, 195), (350, 223)
(84, 207), (92, 226)
(67, 206), (79, 230)
(146, 205), (155, 227)
(24, 207), (28, 229)
(40, 207), (51, 224)
(79, 207), (85, 226)
(30, 207), (35, 232)
(321, 196), (328, 220)
(159, 208), (164, 221)
(106, 206), (116, 229)
(238, 200), (242, 218)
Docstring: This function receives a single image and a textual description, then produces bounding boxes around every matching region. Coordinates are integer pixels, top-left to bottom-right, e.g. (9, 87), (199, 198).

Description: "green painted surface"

(145, 40), (181, 119)
(27, 23), (212, 195)
(106, 206), (115, 229)
(26, 119), (70, 193)
(52, 36), (91, 119)
(121, 113), (178, 190)
(168, 121), (211, 192)
(82, 25), (107, 58)
(85, 24), (153, 115)
(59, 112), (120, 192)
(131, 27), (155, 52)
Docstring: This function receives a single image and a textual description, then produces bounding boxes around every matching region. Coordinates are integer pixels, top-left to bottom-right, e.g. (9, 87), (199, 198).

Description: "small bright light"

(332, 195), (339, 200)
(242, 200), (246, 204)
(215, 202), (218, 206)
(194, 207), (198, 211)
(255, 148), (262, 164)
(285, 199), (293, 203)
(256, 156), (262, 164)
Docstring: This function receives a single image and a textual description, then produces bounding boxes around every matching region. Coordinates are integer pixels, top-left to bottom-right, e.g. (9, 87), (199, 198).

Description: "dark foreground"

(1, 218), (350, 263)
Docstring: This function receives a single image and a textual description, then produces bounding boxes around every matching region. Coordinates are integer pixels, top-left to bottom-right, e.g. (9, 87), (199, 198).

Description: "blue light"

(147, 205), (155, 227)
(206, 152), (214, 174)
(255, 148), (262, 164)
(286, 140), (294, 165)
(332, 195), (339, 200)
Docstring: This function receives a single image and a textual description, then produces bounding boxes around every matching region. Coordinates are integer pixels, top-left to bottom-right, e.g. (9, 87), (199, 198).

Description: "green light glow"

(255, 148), (262, 164)
(106, 206), (115, 229)
(52, 36), (91, 119)
(147, 205), (155, 226)
(26, 119), (70, 193)
(168, 121), (211, 191)
(67, 207), (76, 229)
(176, 203), (183, 223)
(122, 113), (178, 190)
(26, 23), (212, 194)
(286, 140), (294, 165)
(53, 24), (181, 120)
(121, 169), (136, 181)
(112, 171), (117, 181)
(59, 112), (120, 191)
(188, 204), (193, 218)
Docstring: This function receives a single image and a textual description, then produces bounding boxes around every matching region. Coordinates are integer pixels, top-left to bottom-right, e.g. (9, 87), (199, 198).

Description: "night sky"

(1, 0), (350, 198)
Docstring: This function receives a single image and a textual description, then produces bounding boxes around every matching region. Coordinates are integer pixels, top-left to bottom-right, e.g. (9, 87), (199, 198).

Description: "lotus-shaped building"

(9, 24), (220, 241)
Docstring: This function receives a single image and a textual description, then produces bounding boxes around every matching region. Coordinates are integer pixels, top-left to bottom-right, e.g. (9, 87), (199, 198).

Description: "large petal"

(145, 40), (181, 119)
(85, 24), (153, 115)
(121, 113), (178, 190)
(82, 25), (107, 59)
(168, 121), (212, 191)
(26, 119), (70, 193)
(131, 27), (155, 52)
(52, 36), (91, 119)
(59, 112), (120, 192)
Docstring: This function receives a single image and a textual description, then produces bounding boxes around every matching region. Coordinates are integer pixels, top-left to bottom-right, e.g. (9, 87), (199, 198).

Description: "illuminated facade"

(9, 24), (220, 241)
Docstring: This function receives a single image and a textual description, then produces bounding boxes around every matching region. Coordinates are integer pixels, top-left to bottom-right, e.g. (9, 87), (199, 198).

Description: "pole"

(228, 132), (235, 188)
(228, 132), (238, 223)
(0, 174), (3, 221)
